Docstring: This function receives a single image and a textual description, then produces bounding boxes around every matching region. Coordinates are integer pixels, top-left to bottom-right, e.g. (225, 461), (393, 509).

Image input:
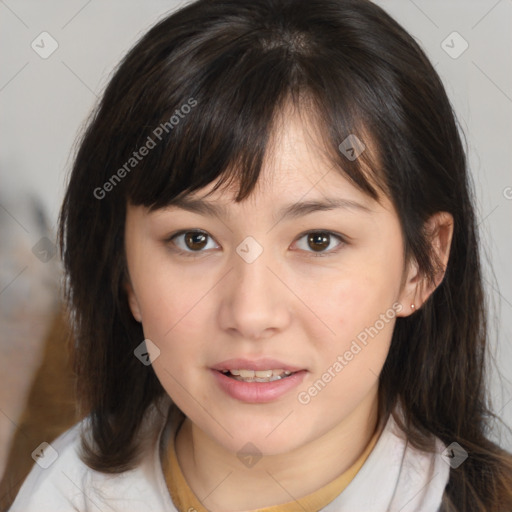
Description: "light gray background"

(1, 0), (511, 450)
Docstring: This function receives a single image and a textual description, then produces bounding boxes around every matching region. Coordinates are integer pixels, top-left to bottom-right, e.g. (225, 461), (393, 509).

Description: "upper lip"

(211, 358), (304, 373)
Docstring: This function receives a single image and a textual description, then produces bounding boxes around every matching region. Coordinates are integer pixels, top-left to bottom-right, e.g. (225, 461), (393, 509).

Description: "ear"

(396, 211), (454, 317)
(125, 278), (143, 323)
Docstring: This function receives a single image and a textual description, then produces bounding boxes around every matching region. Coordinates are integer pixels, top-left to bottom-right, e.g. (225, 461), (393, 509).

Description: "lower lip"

(211, 369), (307, 403)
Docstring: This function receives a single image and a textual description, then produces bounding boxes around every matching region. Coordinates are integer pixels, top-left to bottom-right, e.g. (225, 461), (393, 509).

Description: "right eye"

(167, 230), (220, 257)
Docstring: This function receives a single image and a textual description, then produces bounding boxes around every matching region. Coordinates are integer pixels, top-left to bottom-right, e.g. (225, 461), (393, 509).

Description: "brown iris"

(307, 232), (330, 252)
(184, 231), (208, 250)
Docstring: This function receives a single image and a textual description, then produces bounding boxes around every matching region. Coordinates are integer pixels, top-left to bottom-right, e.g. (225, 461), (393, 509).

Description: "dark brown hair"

(59, 0), (512, 509)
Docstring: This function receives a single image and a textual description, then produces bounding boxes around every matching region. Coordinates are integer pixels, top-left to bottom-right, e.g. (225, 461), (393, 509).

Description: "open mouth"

(218, 369), (296, 383)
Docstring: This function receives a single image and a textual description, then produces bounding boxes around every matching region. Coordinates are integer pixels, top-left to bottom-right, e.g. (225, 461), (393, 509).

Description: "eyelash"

(165, 229), (347, 258)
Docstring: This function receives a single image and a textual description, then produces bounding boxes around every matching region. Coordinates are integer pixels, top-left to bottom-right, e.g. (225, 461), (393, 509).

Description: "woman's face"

(124, 107), (413, 456)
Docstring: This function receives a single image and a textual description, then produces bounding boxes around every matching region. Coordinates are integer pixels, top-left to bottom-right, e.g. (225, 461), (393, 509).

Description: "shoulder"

(392, 428), (450, 512)
(322, 408), (450, 512)
(9, 399), (178, 512)
(9, 420), (91, 511)
(384, 408), (451, 512)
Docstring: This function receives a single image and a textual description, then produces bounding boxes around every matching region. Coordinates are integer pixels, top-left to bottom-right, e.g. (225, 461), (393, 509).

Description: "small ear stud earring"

(411, 304), (415, 310)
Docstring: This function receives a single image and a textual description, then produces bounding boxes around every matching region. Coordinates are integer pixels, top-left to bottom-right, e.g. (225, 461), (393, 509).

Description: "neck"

(174, 385), (381, 511)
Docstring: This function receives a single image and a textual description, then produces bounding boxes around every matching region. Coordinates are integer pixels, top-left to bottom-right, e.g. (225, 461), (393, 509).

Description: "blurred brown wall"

(0, 308), (79, 511)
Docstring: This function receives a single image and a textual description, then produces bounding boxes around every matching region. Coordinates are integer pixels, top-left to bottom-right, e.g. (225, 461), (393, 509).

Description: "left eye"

(293, 231), (345, 256)
(167, 230), (345, 257)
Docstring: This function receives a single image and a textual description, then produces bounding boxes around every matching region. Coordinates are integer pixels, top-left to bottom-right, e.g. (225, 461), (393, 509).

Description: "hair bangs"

(118, 16), (387, 212)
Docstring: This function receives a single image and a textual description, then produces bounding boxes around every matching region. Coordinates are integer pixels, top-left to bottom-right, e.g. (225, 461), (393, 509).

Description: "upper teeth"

(228, 369), (292, 378)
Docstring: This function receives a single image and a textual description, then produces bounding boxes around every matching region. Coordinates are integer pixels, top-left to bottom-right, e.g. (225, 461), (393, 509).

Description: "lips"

(220, 368), (292, 383)
(210, 358), (308, 401)
(211, 367), (308, 403)
(211, 358), (304, 373)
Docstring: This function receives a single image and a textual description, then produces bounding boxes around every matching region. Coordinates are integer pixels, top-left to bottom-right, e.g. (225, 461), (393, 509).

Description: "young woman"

(9, 0), (512, 510)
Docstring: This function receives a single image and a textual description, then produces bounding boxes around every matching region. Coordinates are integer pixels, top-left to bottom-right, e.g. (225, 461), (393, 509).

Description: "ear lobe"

(396, 257), (422, 318)
(396, 211), (454, 317)
(125, 279), (143, 323)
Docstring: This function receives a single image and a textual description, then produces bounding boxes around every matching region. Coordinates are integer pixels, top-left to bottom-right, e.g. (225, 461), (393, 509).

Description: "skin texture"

(124, 104), (453, 511)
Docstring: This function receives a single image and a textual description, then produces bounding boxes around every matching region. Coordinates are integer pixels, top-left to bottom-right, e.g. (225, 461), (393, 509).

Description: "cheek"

(296, 263), (401, 345)
(133, 260), (215, 376)
(132, 251), (207, 335)
(326, 285), (396, 386)
(137, 273), (211, 407)
(292, 250), (402, 397)
(295, 276), (398, 417)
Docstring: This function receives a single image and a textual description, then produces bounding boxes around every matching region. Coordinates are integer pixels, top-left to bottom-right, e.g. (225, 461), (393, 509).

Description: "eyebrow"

(165, 196), (373, 221)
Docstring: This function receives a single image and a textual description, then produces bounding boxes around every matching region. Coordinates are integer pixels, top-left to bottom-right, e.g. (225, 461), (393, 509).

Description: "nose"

(218, 247), (291, 341)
